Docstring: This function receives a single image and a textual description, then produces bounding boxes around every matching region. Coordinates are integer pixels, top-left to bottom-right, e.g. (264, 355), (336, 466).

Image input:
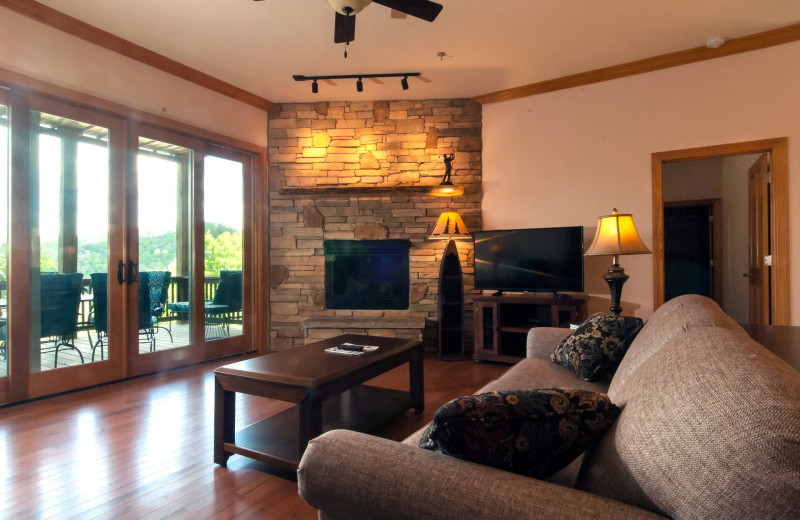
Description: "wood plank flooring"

(0, 350), (509, 519)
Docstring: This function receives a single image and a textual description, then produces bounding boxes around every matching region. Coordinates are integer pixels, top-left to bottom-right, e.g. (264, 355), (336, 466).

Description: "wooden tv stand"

(473, 294), (586, 363)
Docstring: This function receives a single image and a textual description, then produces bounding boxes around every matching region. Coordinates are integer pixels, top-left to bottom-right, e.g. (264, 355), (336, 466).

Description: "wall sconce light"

(584, 208), (651, 315)
(293, 72), (421, 94)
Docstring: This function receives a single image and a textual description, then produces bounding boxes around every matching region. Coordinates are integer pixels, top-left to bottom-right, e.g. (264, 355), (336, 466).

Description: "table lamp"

(428, 211), (471, 242)
(584, 209), (651, 315)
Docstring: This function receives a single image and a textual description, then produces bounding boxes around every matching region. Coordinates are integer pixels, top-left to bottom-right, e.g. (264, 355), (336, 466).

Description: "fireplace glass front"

(324, 239), (410, 310)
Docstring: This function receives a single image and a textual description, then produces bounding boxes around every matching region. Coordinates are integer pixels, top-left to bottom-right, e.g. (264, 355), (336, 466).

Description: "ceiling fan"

(254, 0), (443, 47)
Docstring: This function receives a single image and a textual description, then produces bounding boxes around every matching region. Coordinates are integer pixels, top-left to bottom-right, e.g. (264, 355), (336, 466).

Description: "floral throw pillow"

(551, 313), (644, 381)
(419, 388), (620, 479)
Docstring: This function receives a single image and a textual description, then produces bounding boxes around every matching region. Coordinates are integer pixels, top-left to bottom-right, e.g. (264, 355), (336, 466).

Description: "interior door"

(747, 153), (770, 324)
(664, 204), (713, 300)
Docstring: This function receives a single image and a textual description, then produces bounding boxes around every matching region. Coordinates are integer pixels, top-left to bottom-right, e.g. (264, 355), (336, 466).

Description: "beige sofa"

(297, 295), (800, 519)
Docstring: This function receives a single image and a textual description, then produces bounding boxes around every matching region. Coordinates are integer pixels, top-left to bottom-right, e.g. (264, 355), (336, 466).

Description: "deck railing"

(76, 276), (242, 328)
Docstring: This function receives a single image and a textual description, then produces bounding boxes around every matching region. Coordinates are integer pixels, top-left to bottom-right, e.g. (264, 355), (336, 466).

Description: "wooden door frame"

(652, 138), (789, 324)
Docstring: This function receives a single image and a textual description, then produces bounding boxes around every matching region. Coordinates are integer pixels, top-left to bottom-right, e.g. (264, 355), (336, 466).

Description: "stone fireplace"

(268, 99), (482, 351)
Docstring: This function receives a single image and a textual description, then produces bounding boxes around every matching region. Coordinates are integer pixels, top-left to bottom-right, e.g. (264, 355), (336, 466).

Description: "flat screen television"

(473, 226), (584, 295)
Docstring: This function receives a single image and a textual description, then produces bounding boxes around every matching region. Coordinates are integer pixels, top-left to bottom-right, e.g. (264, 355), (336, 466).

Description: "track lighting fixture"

(293, 72), (420, 94)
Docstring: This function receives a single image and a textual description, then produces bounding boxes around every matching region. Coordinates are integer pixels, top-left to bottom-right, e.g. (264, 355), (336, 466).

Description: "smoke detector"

(706, 36), (726, 49)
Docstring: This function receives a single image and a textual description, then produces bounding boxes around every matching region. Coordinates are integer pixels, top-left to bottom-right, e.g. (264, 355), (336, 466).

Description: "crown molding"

(0, 0), (273, 111)
(473, 23), (800, 105)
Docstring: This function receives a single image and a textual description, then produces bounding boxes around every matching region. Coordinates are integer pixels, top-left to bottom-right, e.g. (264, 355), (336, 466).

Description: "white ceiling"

(37, 0), (800, 104)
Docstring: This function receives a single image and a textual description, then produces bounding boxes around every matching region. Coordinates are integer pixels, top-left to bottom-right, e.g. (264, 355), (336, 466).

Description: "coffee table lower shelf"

(224, 384), (413, 471)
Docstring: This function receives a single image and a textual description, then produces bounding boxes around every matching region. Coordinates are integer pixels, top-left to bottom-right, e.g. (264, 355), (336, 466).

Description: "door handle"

(127, 260), (138, 284)
(743, 273), (752, 278)
(117, 260), (125, 284)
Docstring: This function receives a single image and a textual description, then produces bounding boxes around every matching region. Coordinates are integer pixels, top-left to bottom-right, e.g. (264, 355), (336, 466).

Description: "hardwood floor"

(0, 350), (509, 519)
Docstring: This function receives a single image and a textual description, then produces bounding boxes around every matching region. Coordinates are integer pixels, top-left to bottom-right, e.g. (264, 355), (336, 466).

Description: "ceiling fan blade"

(334, 12), (356, 43)
(373, 0), (442, 22)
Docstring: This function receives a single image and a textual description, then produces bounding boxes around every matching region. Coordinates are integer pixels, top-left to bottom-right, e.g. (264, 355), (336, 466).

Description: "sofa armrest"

(298, 430), (665, 520)
(527, 327), (572, 359)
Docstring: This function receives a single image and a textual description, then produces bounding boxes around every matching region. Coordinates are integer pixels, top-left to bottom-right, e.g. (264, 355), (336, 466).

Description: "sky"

(37, 134), (243, 243)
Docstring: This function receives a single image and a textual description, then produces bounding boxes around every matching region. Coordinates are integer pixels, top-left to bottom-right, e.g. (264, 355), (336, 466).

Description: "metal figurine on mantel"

(442, 153), (455, 185)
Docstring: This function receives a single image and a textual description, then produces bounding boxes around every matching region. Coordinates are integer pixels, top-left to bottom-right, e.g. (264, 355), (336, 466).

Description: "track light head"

(293, 72), (420, 93)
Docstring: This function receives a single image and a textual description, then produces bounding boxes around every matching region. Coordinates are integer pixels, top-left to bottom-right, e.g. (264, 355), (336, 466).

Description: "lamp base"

(603, 263), (629, 316)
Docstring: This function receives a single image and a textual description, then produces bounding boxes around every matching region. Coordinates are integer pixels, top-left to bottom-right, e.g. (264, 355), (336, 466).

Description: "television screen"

(473, 226), (584, 294)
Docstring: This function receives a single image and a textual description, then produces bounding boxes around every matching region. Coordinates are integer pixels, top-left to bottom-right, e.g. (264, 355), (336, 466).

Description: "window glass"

(31, 111), (109, 371)
(203, 156), (243, 340)
(137, 137), (192, 353)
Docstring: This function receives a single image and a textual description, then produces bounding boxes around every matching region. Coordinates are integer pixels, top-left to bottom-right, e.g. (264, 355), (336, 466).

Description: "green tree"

(204, 230), (242, 276)
(0, 242), (6, 282)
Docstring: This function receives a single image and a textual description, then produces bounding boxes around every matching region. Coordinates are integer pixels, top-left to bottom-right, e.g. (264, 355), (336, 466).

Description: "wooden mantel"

(278, 185), (476, 196)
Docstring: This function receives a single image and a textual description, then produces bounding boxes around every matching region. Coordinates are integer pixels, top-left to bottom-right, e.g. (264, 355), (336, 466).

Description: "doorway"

(652, 138), (789, 325)
(663, 200), (722, 303)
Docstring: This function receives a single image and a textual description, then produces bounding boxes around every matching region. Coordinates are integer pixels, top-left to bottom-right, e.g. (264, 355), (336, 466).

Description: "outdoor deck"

(0, 320), (243, 378)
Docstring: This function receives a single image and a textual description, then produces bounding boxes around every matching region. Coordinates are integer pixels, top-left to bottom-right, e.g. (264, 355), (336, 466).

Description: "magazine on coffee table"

(325, 343), (380, 356)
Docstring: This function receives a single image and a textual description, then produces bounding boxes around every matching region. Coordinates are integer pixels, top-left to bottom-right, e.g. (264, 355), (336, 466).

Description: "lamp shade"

(585, 209), (651, 256)
(428, 211), (471, 240)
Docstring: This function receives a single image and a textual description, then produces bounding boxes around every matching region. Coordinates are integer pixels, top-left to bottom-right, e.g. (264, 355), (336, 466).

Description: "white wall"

(0, 7), (267, 147)
(663, 157), (723, 202)
(482, 41), (800, 322)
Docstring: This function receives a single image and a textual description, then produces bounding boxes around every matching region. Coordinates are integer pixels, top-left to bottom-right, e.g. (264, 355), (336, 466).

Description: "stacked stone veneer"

(268, 99), (482, 351)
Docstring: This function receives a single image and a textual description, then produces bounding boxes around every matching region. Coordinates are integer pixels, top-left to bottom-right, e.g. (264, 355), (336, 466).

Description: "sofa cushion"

(419, 388), (620, 479)
(578, 326), (800, 519)
(608, 294), (746, 404)
(551, 313), (643, 381)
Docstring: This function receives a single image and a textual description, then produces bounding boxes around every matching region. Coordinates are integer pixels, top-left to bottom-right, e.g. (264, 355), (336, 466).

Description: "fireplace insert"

(324, 239), (410, 310)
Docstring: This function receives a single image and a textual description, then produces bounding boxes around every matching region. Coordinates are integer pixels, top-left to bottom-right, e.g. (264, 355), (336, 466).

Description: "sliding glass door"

(0, 88), (259, 404)
(128, 128), (252, 375)
(25, 95), (126, 397)
(0, 95), (8, 389)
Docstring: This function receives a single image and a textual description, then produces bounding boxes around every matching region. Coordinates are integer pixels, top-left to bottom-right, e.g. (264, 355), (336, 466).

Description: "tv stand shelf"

(473, 294), (586, 363)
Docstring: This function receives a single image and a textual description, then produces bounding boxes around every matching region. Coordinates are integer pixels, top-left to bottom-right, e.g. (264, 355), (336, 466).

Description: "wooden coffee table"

(213, 334), (424, 470)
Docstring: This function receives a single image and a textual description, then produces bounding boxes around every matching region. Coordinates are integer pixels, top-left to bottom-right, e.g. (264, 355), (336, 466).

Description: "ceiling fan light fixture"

(325, 0), (372, 16)
(356, 77), (364, 92)
(401, 75), (409, 90)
